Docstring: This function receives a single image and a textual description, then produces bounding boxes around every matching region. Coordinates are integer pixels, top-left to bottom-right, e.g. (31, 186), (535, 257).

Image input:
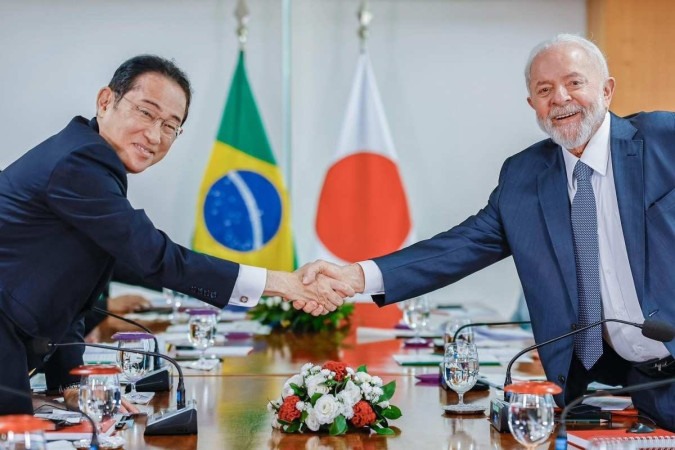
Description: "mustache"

(548, 105), (583, 120)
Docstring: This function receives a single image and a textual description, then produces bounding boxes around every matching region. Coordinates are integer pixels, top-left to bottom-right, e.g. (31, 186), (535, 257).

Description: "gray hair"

(524, 34), (609, 93)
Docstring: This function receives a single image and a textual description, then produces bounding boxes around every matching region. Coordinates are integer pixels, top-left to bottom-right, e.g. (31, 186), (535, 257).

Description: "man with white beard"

(300, 34), (675, 430)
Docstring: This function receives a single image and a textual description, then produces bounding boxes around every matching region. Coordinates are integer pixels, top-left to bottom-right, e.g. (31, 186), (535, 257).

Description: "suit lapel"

(610, 115), (645, 304)
(538, 145), (578, 314)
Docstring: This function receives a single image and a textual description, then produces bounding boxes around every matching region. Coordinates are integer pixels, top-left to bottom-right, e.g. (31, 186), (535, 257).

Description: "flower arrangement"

(268, 361), (401, 435)
(249, 296), (354, 333)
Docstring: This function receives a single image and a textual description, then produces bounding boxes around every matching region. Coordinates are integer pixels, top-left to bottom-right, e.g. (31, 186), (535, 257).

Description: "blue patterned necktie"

(571, 160), (603, 370)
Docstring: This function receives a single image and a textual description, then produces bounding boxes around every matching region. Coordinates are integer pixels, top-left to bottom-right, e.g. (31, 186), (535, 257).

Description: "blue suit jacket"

(372, 112), (675, 399)
(0, 117), (239, 385)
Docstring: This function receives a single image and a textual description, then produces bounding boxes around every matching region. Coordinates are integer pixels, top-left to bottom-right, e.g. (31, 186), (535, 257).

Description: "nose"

(143, 120), (162, 145)
(551, 85), (571, 105)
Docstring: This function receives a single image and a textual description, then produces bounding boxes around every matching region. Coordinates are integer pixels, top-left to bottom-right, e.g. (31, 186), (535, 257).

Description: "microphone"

(92, 306), (171, 392)
(490, 318), (675, 432)
(0, 383), (99, 449)
(32, 340), (197, 435)
(452, 320), (531, 342)
(555, 375), (675, 449)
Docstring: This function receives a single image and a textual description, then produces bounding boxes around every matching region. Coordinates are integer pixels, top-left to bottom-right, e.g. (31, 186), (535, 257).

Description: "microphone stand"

(0, 384), (99, 449)
(91, 307), (171, 392)
(555, 376), (675, 449)
(49, 342), (197, 435)
(452, 320), (531, 342)
(490, 318), (674, 432)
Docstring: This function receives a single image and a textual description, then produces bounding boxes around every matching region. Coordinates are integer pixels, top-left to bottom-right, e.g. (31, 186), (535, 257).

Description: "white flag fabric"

(314, 52), (414, 268)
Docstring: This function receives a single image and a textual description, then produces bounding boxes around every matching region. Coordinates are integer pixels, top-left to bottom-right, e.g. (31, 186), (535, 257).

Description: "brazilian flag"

(193, 51), (294, 271)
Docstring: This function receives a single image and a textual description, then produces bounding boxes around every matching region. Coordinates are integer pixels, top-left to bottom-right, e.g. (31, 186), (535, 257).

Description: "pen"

(563, 419), (609, 424)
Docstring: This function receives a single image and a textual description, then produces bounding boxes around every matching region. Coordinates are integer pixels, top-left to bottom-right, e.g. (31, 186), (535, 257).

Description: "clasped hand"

(264, 261), (365, 316)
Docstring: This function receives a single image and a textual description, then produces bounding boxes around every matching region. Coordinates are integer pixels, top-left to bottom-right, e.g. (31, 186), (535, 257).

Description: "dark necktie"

(571, 160), (603, 370)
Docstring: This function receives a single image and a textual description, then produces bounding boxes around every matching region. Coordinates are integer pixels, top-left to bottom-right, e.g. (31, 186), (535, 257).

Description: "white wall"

(0, 0), (585, 314)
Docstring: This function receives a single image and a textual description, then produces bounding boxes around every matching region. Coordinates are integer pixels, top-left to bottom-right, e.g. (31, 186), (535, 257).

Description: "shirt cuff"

(358, 260), (384, 295)
(229, 265), (265, 307)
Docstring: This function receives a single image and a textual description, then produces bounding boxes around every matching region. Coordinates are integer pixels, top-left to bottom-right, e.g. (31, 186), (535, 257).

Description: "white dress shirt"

(561, 112), (668, 362)
(228, 265), (265, 307)
(360, 111), (668, 362)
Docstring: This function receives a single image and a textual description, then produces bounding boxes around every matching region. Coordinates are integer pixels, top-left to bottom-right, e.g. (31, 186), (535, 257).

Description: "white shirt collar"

(561, 111), (611, 187)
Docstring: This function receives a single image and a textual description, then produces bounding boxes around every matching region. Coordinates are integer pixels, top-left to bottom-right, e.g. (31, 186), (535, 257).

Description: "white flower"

(371, 376), (383, 386)
(355, 372), (372, 384)
(296, 401), (305, 411)
(313, 394), (341, 424)
(282, 374), (304, 397)
(337, 380), (361, 407)
(271, 417), (282, 429)
(378, 400), (390, 409)
(304, 407), (321, 431)
(338, 399), (355, 419)
(320, 368), (331, 377)
(346, 367), (355, 375)
(281, 301), (291, 311)
(301, 363), (314, 376)
(306, 374), (330, 397)
(372, 387), (384, 399)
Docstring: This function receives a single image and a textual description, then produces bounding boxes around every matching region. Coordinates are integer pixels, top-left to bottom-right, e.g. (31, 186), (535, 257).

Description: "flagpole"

(357, 0), (372, 54)
(281, 0), (292, 193)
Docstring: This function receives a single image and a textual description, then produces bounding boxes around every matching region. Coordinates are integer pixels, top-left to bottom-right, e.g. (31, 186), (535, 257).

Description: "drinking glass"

(442, 342), (480, 412)
(507, 392), (556, 449)
(71, 364), (125, 448)
(187, 309), (219, 371)
(112, 331), (154, 403)
(401, 296), (431, 345)
(0, 415), (51, 450)
(444, 317), (474, 345)
(163, 288), (187, 323)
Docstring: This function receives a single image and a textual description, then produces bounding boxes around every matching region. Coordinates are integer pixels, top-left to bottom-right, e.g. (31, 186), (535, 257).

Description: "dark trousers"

(0, 312), (44, 414)
(566, 341), (675, 431)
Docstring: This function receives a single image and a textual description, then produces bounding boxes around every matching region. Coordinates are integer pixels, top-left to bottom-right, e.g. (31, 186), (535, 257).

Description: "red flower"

(322, 361), (348, 382)
(350, 400), (377, 428)
(278, 395), (302, 422)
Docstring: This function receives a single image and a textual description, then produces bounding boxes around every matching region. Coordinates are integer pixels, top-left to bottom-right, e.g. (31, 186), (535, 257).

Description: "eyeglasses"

(119, 96), (183, 141)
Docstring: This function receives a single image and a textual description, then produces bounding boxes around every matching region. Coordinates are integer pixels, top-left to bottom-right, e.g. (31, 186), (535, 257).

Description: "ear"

(96, 87), (114, 117)
(603, 77), (616, 107)
(527, 96), (534, 110)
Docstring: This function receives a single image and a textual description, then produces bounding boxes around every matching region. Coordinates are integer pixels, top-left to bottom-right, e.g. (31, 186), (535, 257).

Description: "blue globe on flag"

(203, 170), (282, 252)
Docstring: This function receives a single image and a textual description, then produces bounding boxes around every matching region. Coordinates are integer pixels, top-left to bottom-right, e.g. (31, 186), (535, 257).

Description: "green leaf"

(379, 380), (396, 401)
(310, 393), (322, 406)
(285, 422), (301, 433)
(381, 405), (402, 419)
(356, 365), (367, 373)
(374, 426), (395, 435)
(329, 415), (348, 435)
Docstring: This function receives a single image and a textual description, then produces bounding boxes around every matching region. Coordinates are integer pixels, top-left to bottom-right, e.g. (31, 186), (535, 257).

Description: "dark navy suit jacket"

(372, 112), (675, 400)
(0, 117), (239, 387)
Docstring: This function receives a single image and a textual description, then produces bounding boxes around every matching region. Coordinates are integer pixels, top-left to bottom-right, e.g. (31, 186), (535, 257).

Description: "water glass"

(187, 309), (219, 371)
(0, 415), (50, 450)
(112, 331), (154, 402)
(401, 296), (431, 345)
(444, 317), (474, 344)
(507, 392), (556, 449)
(442, 342), (479, 412)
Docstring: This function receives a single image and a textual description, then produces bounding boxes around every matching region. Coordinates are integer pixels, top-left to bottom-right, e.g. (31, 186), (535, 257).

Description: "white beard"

(537, 92), (606, 150)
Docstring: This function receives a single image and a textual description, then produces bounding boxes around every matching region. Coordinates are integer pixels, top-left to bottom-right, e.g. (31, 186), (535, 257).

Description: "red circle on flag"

(316, 152), (411, 262)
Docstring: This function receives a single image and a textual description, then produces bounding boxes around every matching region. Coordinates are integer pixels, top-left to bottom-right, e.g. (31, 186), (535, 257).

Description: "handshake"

(264, 261), (366, 316)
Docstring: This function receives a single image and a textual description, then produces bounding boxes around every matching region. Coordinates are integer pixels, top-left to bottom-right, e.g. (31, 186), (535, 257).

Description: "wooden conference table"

(96, 312), (554, 450)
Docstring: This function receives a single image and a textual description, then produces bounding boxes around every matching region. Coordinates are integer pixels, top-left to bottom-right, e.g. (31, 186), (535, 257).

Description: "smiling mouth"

(553, 111), (580, 122)
(135, 144), (154, 158)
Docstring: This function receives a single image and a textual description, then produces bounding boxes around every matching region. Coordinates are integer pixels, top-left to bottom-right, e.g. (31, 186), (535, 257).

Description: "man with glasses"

(0, 55), (351, 413)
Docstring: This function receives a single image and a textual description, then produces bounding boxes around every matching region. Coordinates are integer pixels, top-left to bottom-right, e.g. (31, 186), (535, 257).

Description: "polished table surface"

(96, 317), (560, 450)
